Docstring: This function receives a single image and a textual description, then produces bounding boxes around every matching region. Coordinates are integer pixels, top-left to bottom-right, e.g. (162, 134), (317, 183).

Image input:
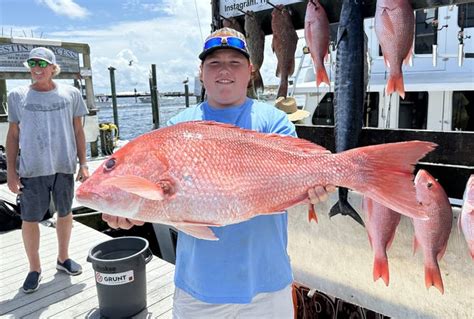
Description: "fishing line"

(193, 0), (203, 43)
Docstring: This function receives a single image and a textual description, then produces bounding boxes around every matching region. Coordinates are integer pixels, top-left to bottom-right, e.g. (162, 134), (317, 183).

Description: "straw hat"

(275, 96), (309, 122)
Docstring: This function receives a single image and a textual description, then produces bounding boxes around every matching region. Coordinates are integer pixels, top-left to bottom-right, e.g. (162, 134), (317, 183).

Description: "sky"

(0, 0), (292, 95)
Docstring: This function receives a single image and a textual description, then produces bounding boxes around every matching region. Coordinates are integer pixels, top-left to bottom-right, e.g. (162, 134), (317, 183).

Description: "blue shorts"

(19, 173), (74, 222)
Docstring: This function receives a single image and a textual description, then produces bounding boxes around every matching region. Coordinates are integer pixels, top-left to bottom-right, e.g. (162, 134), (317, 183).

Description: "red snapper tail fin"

(373, 255), (390, 286)
(340, 141), (436, 220)
(386, 71), (405, 99)
(425, 264), (445, 294)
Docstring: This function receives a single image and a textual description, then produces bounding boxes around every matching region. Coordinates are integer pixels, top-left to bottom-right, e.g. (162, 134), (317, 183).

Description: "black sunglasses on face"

(27, 60), (50, 68)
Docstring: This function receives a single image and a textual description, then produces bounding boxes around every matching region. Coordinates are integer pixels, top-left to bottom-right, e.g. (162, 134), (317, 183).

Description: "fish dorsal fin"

(187, 121), (329, 154)
(102, 175), (175, 200)
(262, 133), (330, 154)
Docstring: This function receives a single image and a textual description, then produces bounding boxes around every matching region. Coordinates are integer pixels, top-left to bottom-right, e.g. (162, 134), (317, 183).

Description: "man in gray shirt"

(6, 47), (89, 293)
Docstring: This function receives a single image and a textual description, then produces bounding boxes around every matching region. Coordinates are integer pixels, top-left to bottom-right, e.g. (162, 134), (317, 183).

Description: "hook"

(267, 1), (283, 11)
(237, 8), (251, 16)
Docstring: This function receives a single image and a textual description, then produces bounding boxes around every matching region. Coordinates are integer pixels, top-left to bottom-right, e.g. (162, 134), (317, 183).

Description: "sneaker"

(22, 271), (42, 293)
(56, 258), (82, 276)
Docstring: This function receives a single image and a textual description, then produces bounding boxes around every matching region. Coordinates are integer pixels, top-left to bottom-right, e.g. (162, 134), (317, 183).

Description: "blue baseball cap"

(199, 27), (250, 61)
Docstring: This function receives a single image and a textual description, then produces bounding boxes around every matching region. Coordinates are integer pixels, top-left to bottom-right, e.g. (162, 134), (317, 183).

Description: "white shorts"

(172, 284), (294, 319)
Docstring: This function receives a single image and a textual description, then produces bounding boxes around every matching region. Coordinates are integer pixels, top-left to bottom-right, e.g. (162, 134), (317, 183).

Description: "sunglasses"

(27, 60), (50, 68)
(203, 36), (247, 51)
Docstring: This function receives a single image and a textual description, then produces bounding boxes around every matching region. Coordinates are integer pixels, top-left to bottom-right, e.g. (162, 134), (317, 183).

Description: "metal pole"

(108, 66), (119, 137)
(151, 64), (160, 129)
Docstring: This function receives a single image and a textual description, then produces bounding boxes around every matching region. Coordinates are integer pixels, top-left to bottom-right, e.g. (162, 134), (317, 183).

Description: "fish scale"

(76, 121), (435, 240)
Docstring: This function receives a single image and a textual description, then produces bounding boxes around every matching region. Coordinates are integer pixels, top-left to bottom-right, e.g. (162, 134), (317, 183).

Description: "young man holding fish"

(6, 47), (89, 293)
(102, 28), (334, 317)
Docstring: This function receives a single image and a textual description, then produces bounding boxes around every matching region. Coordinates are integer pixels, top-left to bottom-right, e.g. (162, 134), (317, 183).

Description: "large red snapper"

(76, 121), (434, 240)
(412, 169), (453, 294)
(304, 0), (330, 87)
(459, 175), (474, 260)
(363, 196), (401, 286)
(375, 0), (414, 99)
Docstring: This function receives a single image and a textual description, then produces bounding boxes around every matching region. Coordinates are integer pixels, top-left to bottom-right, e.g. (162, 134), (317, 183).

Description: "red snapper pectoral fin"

(380, 8), (395, 36)
(101, 175), (172, 200)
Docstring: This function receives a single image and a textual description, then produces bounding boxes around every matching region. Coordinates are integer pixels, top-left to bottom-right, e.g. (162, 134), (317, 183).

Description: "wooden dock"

(0, 221), (175, 318)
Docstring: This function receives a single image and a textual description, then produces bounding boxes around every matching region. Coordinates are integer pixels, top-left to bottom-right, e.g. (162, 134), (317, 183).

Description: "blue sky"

(0, 0), (291, 95)
(0, 0), (214, 94)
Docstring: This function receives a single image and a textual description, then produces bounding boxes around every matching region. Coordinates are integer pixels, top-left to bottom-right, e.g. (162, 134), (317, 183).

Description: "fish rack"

(209, 1), (474, 318)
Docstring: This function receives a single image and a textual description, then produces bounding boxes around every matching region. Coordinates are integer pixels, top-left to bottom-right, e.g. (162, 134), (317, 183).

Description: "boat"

(150, 1), (474, 318)
(139, 96), (152, 103)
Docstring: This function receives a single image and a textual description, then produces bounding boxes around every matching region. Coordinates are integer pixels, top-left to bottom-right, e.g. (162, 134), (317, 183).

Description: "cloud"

(46, 1), (211, 94)
(38, 0), (90, 19)
(6, 1), (298, 97)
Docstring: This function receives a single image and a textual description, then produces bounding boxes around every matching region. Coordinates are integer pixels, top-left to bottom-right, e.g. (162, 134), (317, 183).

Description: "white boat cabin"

(292, 3), (474, 133)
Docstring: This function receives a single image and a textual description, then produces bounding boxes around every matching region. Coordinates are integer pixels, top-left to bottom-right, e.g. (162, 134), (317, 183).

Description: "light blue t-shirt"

(167, 98), (296, 304)
(7, 83), (89, 177)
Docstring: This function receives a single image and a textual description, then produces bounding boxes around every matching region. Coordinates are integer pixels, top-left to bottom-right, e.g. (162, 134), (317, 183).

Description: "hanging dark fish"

(222, 17), (244, 34)
(245, 10), (265, 94)
(271, 5), (298, 98)
(330, 0), (367, 226)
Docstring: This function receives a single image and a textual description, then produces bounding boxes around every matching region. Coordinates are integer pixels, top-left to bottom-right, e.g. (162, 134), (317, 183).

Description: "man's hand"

(7, 170), (22, 194)
(102, 213), (144, 230)
(308, 185), (336, 204)
(76, 166), (90, 182)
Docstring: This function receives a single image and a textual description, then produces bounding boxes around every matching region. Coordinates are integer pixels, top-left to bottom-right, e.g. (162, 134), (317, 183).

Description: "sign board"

(219, 0), (303, 18)
(0, 43), (80, 73)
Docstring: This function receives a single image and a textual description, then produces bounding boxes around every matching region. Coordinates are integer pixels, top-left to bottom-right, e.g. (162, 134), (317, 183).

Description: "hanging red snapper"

(304, 0), (330, 86)
(375, 0), (414, 99)
(76, 121), (434, 240)
(459, 175), (474, 260)
(412, 169), (453, 294)
(363, 196), (401, 286)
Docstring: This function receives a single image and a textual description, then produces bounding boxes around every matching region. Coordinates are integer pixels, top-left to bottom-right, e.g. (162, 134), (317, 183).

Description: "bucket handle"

(143, 248), (153, 264)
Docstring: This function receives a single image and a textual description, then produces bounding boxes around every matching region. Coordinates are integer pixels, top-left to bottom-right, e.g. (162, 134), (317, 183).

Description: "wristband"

(80, 164), (89, 169)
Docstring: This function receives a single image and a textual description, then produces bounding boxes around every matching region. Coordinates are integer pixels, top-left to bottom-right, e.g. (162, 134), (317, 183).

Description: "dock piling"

(108, 66), (120, 138)
(184, 80), (190, 108)
(150, 64), (160, 129)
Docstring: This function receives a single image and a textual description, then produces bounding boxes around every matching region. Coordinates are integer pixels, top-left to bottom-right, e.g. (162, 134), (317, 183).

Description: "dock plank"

(0, 221), (175, 318)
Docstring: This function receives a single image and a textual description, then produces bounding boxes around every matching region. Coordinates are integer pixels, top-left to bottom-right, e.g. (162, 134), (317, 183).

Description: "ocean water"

(95, 96), (193, 141)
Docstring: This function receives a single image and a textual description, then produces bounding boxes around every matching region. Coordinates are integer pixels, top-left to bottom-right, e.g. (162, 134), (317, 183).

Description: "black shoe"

(56, 258), (82, 276)
(22, 271), (42, 293)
